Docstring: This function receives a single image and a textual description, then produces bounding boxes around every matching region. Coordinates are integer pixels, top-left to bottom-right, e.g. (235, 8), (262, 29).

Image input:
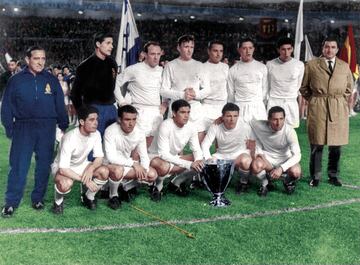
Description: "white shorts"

(51, 161), (91, 177)
(267, 97), (299, 128)
(212, 149), (250, 160)
(200, 103), (225, 131)
(134, 105), (163, 137)
(235, 100), (267, 123)
(263, 153), (291, 169)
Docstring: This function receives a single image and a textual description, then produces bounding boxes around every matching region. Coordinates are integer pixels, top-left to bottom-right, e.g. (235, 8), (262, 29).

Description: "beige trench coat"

(300, 57), (353, 146)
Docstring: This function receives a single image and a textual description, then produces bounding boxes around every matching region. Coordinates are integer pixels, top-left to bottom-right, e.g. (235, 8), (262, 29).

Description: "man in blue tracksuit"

(1, 46), (68, 217)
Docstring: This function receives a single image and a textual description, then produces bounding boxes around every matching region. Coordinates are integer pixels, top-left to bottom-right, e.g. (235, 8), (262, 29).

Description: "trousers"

(5, 119), (56, 207)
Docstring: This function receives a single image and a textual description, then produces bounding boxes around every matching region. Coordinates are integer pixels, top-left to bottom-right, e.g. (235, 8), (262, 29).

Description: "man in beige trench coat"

(300, 36), (353, 187)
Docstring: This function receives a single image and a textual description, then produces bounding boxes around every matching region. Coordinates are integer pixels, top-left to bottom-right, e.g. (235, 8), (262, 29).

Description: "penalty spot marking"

(1, 198), (360, 235)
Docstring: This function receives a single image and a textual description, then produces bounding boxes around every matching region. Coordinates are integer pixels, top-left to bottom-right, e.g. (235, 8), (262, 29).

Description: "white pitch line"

(1, 198), (360, 235)
(342, 183), (360, 190)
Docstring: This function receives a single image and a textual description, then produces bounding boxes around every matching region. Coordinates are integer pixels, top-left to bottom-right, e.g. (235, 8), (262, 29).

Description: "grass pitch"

(0, 116), (359, 265)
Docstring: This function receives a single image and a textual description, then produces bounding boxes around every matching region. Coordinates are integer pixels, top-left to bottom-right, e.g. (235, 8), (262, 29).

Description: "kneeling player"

(149, 99), (204, 197)
(104, 105), (158, 208)
(52, 105), (109, 214)
(201, 103), (259, 194)
(250, 106), (301, 196)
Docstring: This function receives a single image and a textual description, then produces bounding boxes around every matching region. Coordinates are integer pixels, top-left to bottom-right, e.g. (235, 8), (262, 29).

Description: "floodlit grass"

(0, 116), (359, 265)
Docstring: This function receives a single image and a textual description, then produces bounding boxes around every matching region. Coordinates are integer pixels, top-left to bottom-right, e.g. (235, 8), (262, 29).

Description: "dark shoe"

(149, 186), (162, 202)
(283, 182), (296, 195)
(257, 186), (268, 197)
(32, 201), (45, 210)
(81, 193), (97, 210)
(108, 196), (121, 210)
(309, 178), (319, 187)
(52, 202), (64, 215)
(1, 206), (15, 218)
(235, 182), (249, 195)
(328, 177), (342, 187)
(168, 182), (189, 197)
(118, 186), (134, 203)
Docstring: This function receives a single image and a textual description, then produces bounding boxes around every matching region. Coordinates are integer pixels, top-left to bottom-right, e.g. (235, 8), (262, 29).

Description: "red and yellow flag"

(339, 25), (359, 80)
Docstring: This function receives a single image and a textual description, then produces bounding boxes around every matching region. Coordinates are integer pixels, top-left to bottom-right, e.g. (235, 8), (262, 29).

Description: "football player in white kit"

(250, 106), (302, 196)
(51, 105), (109, 214)
(200, 40), (229, 132)
(160, 35), (210, 143)
(227, 38), (268, 123)
(201, 103), (260, 195)
(115, 41), (165, 147)
(266, 37), (304, 128)
(104, 105), (158, 208)
(149, 99), (204, 197)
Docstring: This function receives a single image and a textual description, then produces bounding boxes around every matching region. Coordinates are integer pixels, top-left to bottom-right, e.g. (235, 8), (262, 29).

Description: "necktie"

(328, 60), (333, 73)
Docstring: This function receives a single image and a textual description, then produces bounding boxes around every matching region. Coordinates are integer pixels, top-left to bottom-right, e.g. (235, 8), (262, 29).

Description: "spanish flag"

(339, 25), (359, 80)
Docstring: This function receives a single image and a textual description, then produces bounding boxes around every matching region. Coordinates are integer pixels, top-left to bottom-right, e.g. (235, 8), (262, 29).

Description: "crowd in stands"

(0, 15), (357, 70)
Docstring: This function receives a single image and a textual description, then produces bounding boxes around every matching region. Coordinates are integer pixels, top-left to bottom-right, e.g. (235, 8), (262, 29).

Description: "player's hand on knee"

(133, 162), (146, 180)
(82, 165), (94, 183)
(270, 167), (283, 180)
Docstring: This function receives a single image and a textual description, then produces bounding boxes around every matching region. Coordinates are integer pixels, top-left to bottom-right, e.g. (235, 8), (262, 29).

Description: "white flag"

(115, 0), (141, 72)
(294, 0), (304, 60)
(5, 53), (12, 64)
(304, 35), (315, 62)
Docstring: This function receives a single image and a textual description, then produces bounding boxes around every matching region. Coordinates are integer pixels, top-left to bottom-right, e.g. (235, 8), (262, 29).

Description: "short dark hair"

(171, 99), (191, 113)
(222, 103), (239, 115)
(9, 59), (17, 64)
(25, 46), (45, 58)
(237, 37), (255, 48)
(276, 37), (294, 49)
(143, 41), (161, 53)
(177, 35), (195, 46)
(93, 32), (113, 49)
(62, 65), (70, 71)
(268, 106), (285, 119)
(77, 105), (99, 124)
(117, 104), (138, 119)
(208, 40), (224, 50)
(322, 36), (338, 47)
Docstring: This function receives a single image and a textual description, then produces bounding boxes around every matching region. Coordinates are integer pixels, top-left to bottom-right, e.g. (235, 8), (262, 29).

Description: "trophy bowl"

(200, 159), (235, 207)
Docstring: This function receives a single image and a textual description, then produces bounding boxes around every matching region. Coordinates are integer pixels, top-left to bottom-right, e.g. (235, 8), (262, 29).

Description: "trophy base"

(209, 195), (231, 207)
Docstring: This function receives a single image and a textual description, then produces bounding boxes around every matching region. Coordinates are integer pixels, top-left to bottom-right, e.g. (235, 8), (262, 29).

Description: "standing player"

(115, 41), (165, 147)
(266, 37), (304, 128)
(149, 99), (204, 197)
(161, 35), (210, 142)
(200, 40), (229, 132)
(51, 105), (109, 214)
(227, 38), (268, 123)
(201, 103), (259, 194)
(104, 105), (158, 208)
(250, 106), (302, 196)
(71, 32), (118, 136)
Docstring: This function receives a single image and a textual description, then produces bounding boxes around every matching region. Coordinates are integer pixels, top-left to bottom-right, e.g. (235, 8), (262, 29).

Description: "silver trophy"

(201, 159), (235, 207)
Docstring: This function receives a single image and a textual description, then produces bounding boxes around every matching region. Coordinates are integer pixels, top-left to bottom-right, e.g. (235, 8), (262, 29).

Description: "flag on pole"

(294, 0), (304, 60)
(304, 34), (315, 62)
(115, 0), (141, 73)
(339, 25), (359, 80)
